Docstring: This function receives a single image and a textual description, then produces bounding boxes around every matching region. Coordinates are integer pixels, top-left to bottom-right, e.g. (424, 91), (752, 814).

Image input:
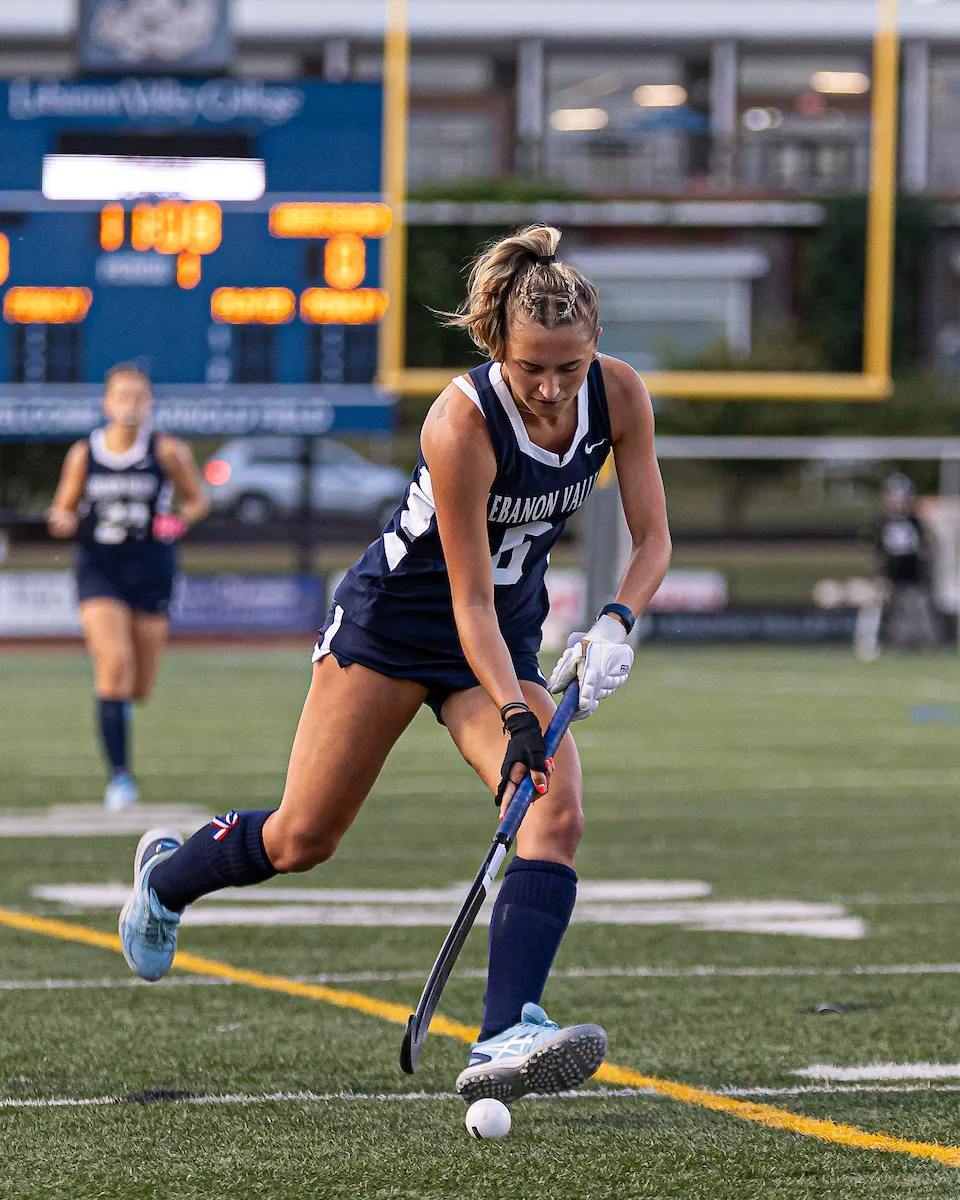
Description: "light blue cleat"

(119, 827), (184, 982)
(105, 772), (139, 811)
(455, 1002), (608, 1104)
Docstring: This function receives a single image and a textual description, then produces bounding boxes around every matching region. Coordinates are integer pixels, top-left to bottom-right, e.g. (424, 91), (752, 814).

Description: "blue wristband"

(598, 602), (635, 634)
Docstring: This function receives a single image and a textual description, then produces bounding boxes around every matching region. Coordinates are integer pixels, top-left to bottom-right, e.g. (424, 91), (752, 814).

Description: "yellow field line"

(3, 905), (960, 1167)
(0, 909), (479, 1041)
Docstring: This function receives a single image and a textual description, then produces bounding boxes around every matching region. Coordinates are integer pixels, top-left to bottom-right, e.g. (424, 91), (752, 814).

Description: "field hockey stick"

(399, 680), (580, 1075)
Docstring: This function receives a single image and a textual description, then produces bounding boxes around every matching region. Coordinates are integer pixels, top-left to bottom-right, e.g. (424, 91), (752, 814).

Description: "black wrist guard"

(496, 709), (547, 804)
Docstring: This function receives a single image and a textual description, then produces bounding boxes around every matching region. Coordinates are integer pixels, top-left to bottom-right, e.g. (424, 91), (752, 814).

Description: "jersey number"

(95, 500), (150, 545)
(491, 521), (553, 586)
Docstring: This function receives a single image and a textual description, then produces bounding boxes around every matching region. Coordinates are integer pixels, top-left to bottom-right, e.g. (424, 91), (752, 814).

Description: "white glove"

(547, 613), (634, 720)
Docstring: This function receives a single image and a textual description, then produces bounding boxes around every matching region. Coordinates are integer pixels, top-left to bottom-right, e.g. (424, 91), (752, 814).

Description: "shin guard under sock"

(97, 697), (130, 775)
(150, 809), (278, 912)
(479, 856), (577, 1042)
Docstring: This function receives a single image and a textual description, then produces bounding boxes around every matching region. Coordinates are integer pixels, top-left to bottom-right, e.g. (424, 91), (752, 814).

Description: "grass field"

(4, 646), (960, 1198)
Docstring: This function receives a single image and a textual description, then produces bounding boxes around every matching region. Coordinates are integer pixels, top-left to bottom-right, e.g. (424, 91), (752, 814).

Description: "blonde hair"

(443, 225), (599, 362)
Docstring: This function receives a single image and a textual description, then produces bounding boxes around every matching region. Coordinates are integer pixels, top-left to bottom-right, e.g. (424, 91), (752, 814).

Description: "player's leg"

(79, 597), (138, 808)
(100, 611), (171, 807)
(916, 583), (942, 647)
(900, 582), (940, 648)
(120, 655), (426, 980)
(130, 611), (169, 702)
(854, 580), (886, 661)
(444, 679), (583, 1033)
(442, 680), (604, 1101)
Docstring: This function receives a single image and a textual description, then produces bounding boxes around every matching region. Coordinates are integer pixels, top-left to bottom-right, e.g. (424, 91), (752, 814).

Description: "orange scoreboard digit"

(84, 199), (391, 320)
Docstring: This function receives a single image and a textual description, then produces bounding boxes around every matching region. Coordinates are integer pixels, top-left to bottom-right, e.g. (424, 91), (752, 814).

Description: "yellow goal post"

(376, 0), (899, 403)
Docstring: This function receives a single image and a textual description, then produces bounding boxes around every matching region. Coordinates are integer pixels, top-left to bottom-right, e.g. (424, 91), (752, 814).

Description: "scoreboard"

(0, 78), (395, 436)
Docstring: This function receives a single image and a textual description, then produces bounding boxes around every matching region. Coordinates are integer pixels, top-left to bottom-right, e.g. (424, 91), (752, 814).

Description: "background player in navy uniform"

(120, 226), (671, 1102)
(48, 363), (209, 809)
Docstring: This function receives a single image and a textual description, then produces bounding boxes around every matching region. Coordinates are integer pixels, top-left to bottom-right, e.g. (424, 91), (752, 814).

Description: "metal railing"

(541, 130), (872, 195)
(738, 133), (871, 194)
(410, 128), (877, 196)
(545, 132), (692, 193)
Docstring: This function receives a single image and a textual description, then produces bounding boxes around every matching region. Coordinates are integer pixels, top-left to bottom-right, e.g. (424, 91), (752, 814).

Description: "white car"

(203, 436), (409, 528)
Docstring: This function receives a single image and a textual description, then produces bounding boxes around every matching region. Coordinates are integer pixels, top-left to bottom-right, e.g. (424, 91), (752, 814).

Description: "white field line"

(5, 1083), (960, 1111)
(96, 904), (866, 938)
(28, 883), (862, 937)
(840, 892), (960, 907)
(795, 1063), (960, 1082)
(11, 761), (960, 835)
(656, 668), (960, 700)
(0, 1088), (652, 1111)
(16, 772), (960, 794)
(30, 883), (960, 911)
(31, 881), (712, 906)
(6, 961), (960, 992)
(719, 1084), (960, 1097)
(0, 805), (212, 838)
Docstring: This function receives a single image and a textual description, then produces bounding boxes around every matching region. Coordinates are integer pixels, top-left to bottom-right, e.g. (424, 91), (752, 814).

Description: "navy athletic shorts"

(74, 544), (177, 617)
(313, 602), (547, 722)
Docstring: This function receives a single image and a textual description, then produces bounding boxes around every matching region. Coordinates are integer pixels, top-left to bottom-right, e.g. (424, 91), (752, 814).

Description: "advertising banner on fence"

(637, 609), (857, 643)
(0, 385), (394, 441)
(542, 568), (726, 648)
(0, 572), (323, 636)
(0, 572), (81, 635)
(1, 570), (849, 643)
(171, 575), (323, 633)
(645, 569), (726, 613)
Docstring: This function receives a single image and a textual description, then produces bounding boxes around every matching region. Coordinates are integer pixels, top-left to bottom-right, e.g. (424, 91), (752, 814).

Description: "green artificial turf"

(3, 646), (960, 1198)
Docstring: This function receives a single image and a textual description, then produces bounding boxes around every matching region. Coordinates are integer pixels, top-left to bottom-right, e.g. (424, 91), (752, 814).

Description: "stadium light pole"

(390, 0), (901, 404)
(377, 0), (409, 393)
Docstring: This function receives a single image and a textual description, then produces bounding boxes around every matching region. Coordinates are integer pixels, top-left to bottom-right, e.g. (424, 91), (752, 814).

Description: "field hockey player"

(118, 224), (671, 1103)
(47, 363), (209, 811)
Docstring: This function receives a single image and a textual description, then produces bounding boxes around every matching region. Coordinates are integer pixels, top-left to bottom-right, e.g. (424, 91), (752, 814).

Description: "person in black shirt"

(855, 473), (940, 659)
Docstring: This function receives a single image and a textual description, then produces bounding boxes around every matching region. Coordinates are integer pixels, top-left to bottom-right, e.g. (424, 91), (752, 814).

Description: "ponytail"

(442, 225), (599, 362)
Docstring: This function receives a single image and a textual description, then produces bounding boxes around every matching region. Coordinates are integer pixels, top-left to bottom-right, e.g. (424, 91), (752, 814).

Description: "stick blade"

(399, 1013), (420, 1074)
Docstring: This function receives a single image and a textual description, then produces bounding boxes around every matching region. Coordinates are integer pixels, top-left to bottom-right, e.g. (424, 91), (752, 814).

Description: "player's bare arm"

(156, 435), (210, 529)
(547, 357), (670, 720)
(421, 383), (529, 714)
(601, 355), (672, 612)
(47, 439), (89, 537)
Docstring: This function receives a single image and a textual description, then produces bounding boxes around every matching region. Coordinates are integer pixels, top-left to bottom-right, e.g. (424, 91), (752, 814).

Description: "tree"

(0, 442), (66, 513)
(655, 329), (850, 526)
(802, 195), (933, 373)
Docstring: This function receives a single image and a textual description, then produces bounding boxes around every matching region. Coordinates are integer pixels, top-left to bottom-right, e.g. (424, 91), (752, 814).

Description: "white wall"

(4, 0), (960, 42)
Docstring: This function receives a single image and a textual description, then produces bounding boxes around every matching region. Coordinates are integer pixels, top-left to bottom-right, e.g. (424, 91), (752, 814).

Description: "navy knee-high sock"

(97, 698), (130, 776)
(480, 857), (577, 1042)
(150, 810), (278, 912)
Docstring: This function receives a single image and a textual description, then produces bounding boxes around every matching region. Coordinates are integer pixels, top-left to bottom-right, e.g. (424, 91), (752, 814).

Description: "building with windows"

(2, 0), (959, 378)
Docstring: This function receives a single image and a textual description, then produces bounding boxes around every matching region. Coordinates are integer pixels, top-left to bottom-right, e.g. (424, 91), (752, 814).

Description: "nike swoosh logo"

(585, 439), (607, 454)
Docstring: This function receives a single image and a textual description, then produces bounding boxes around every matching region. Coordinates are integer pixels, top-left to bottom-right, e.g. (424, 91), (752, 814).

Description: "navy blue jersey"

(76, 426), (173, 555)
(334, 359), (611, 657)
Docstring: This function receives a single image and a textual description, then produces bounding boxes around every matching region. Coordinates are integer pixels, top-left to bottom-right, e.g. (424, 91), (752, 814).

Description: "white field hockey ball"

(465, 1098), (511, 1139)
